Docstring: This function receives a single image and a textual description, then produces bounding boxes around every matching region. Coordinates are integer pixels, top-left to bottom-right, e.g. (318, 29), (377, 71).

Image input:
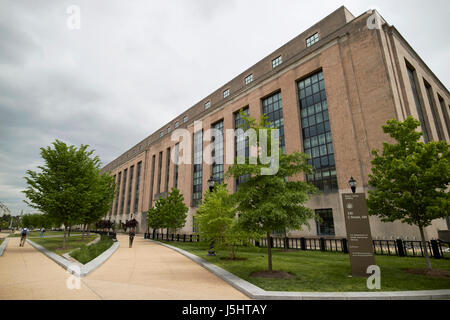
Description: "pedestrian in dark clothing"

(20, 228), (29, 247)
(129, 228), (135, 248)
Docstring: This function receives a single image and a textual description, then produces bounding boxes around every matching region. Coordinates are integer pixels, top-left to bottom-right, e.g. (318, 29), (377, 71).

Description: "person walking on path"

(129, 228), (135, 248)
(40, 228), (45, 238)
(19, 228), (29, 247)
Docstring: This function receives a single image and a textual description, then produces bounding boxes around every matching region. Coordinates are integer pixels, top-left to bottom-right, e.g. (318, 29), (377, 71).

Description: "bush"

(70, 235), (113, 264)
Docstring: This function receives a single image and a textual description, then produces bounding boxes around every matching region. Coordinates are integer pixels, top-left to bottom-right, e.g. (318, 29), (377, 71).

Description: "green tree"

(196, 184), (258, 259)
(226, 113), (318, 272)
(368, 116), (450, 271)
(23, 140), (111, 249)
(147, 188), (188, 236)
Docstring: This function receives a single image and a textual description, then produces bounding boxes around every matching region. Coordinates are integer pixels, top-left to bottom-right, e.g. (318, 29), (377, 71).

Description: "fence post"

(300, 238), (306, 251)
(284, 237), (289, 250)
(430, 240), (441, 259)
(171, 234), (174, 241)
(183, 234), (186, 242)
(255, 240), (260, 247)
(342, 238), (348, 253)
(396, 239), (405, 257)
(270, 237), (274, 249)
(177, 234), (180, 242)
(197, 235), (200, 242)
(190, 235), (193, 242)
(319, 238), (326, 251)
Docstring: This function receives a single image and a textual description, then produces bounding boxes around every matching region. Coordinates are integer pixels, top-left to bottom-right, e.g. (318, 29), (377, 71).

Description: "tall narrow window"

(111, 174), (116, 215)
(157, 152), (163, 194)
(174, 144), (179, 189)
(298, 71), (337, 192)
(245, 74), (253, 85)
(115, 172), (121, 215)
(315, 209), (335, 236)
(234, 108), (250, 189)
(438, 95), (450, 136)
(205, 101), (211, 110)
(223, 89), (230, 99)
(407, 65), (430, 143)
(120, 169), (128, 214)
(149, 155), (156, 207)
(262, 92), (285, 152)
(192, 131), (203, 207)
(424, 81), (444, 141)
(127, 166), (134, 214)
(212, 120), (224, 184)
(165, 147), (171, 193)
(134, 162), (142, 213)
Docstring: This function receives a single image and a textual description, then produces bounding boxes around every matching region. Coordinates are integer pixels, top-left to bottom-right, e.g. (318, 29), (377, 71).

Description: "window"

(157, 152), (163, 194)
(234, 108), (250, 189)
(306, 33), (319, 47)
(127, 166), (134, 214)
(115, 172), (121, 215)
(175, 121), (179, 129)
(298, 71), (338, 193)
(424, 81), (444, 141)
(112, 174), (117, 215)
(183, 116), (188, 123)
(223, 89), (230, 99)
(315, 209), (335, 236)
(167, 126), (171, 134)
(438, 95), (450, 135)
(212, 120), (225, 184)
(262, 92), (285, 152)
(174, 144), (179, 189)
(120, 169), (127, 214)
(149, 155), (156, 207)
(192, 216), (198, 233)
(245, 74), (253, 85)
(407, 64), (430, 143)
(165, 147), (170, 193)
(192, 131), (203, 207)
(205, 101), (211, 110)
(134, 162), (142, 212)
(272, 56), (282, 69)
(160, 131), (164, 138)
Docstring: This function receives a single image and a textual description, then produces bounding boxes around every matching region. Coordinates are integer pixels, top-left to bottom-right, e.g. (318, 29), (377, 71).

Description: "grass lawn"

(161, 241), (450, 292)
(9, 231), (82, 238)
(31, 234), (97, 256)
(70, 236), (114, 264)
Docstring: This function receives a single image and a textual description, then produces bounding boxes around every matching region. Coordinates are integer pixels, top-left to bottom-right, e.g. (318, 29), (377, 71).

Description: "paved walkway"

(0, 235), (248, 300)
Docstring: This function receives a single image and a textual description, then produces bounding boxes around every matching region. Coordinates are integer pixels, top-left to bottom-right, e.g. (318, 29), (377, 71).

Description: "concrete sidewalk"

(0, 235), (248, 300)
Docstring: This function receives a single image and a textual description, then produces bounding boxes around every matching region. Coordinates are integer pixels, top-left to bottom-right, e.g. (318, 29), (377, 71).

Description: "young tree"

(226, 114), (318, 272)
(147, 188), (188, 236)
(196, 184), (258, 259)
(368, 116), (449, 271)
(23, 140), (109, 249)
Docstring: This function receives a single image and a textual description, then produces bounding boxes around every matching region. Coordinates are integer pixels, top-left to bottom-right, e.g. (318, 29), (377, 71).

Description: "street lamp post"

(207, 176), (216, 256)
(348, 177), (357, 194)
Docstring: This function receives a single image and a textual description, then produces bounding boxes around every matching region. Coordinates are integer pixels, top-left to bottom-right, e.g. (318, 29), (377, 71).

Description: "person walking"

(40, 228), (45, 238)
(129, 228), (135, 248)
(19, 228), (29, 247)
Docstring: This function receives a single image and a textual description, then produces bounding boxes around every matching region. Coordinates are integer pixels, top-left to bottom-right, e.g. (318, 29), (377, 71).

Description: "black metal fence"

(144, 232), (450, 260)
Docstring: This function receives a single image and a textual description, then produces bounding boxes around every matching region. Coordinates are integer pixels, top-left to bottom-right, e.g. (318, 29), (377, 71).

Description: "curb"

(27, 239), (119, 278)
(0, 238), (9, 256)
(150, 240), (450, 300)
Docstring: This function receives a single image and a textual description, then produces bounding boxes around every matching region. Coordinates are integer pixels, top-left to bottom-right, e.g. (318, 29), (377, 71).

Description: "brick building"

(101, 7), (450, 240)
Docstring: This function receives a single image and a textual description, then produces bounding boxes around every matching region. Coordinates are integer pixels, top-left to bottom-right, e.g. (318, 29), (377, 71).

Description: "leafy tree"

(368, 116), (450, 271)
(23, 140), (113, 249)
(196, 184), (259, 259)
(226, 114), (318, 272)
(147, 188), (188, 236)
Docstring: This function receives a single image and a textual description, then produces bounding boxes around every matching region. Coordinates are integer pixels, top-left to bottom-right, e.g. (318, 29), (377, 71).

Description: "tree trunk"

(419, 225), (432, 271)
(68, 225), (71, 237)
(62, 226), (67, 250)
(82, 223), (85, 240)
(267, 232), (272, 272)
(87, 224), (90, 237)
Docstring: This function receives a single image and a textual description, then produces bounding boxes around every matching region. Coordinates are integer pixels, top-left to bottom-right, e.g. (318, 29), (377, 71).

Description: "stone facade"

(101, 7), (450, 240)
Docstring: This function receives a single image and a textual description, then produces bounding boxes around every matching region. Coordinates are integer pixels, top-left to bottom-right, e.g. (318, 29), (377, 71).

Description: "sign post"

(342, 193), (375, 277)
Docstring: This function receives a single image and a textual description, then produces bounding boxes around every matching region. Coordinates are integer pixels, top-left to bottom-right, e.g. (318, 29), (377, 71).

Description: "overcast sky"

(0, 0), (449, 215)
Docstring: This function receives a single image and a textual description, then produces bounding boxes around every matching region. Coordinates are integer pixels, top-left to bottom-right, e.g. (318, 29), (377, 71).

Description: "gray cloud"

(0, 0), (448, 215)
